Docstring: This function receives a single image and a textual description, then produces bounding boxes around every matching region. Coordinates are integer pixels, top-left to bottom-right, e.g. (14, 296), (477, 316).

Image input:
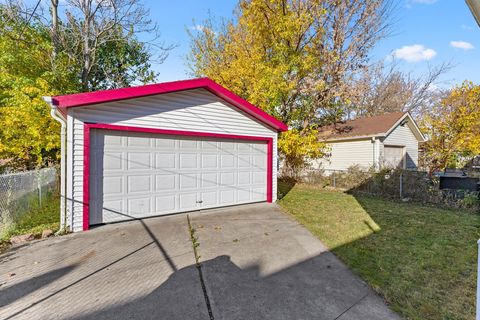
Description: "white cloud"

(450, 40), (474, 50)
(189, 25), (207, 32)
(392, 44), (437, 62)
(410, 0), (438, 3)
(461, 24), (474, 31)
(406, 0), (438, 7)
(188, 24), (217, 35)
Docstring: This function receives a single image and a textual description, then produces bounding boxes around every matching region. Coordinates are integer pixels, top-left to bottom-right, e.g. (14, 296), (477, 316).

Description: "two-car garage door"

(89, 129), (269, 225)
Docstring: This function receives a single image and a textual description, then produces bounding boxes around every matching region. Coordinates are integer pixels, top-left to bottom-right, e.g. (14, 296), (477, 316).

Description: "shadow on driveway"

(0, 266), (76, 309)
(69, 252), (398, 320)
(0, 203), (400, 320)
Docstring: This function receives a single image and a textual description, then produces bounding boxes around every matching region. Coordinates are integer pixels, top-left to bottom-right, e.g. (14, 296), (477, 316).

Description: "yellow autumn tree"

(188, 0), (327, 172)
(278, 129), (326, 176)
(421, 81), (480, 173)
(190, 0), (327, 119)
(0, 2), (160, 171)
(0, 10), (78, 170)
(188, 0), (393, 173)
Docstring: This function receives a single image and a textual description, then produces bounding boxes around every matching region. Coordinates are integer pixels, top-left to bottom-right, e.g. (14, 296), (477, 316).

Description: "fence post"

(477, 239), (480, 320)
(399, 172), (403, 199)
(333, 171), (336, 188)
(4, 175), (13, 227)
(37, 170), (42, 208)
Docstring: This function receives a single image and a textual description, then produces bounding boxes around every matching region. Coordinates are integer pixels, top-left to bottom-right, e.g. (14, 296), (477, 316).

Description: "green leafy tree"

(0, 1), (168, 170)
(56, 0), (171, 91)
(0, 9), (77, 170)
(84, 28), (157, 90)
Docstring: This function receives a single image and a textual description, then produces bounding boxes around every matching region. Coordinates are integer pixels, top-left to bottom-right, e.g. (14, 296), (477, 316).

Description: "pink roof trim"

(52, 78), (288, 132)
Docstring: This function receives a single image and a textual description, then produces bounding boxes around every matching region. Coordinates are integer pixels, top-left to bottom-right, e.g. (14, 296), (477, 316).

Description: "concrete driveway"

(0, 203), (400, 320)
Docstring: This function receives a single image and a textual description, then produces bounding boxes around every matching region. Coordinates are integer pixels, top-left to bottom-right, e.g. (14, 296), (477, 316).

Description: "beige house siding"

(314, 121), (420, 172)
(315, 139), (375, 171)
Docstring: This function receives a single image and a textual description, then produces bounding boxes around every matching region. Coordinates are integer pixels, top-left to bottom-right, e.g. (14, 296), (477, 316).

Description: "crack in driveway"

(187, 214), (214, 320)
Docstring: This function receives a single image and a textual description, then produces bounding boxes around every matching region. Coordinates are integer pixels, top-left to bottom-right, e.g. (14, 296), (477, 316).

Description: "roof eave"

(384, 112), (426, 142)
(466, 0), (480, 27)
(321, 133), (385, 142)
(52, 78), (288, 132)
(320, 112), (426, 143)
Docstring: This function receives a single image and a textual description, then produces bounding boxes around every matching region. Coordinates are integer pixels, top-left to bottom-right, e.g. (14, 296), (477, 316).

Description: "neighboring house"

(44, 78), (287, 232)
(314, 112), (426, 171)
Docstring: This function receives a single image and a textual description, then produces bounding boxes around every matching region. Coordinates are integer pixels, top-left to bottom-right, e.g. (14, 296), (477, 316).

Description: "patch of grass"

(279, 184), (480, 320)
(1, 192), (60, 248)
(277, 178), (296, 200)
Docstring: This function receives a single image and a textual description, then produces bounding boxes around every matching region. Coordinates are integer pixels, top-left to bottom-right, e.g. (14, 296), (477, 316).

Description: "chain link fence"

(0, 168), (58, 235)
(287, 166), (480, 212)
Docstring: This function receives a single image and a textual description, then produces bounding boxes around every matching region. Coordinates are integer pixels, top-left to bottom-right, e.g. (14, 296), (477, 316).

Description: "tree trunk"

(51, 0), (59, 64)
(81, 13), (92, 91)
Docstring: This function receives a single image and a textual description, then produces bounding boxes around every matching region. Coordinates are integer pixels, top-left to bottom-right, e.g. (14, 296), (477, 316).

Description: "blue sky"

(16, 0), (480, 86)
(144, 0), (480, 87)
(141, 0), (238, 81)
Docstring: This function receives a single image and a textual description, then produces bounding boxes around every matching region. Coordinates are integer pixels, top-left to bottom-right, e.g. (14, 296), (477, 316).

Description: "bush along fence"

(0, 167), (58, 236)
(293, 166), (480, 212)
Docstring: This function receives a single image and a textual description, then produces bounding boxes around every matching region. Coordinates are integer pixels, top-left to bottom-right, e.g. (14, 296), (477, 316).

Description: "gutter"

(43, 96), (68, 232)
(322, 133), (385, 143)
(371, 137), (381, 171)
(466, 0), (480, 27)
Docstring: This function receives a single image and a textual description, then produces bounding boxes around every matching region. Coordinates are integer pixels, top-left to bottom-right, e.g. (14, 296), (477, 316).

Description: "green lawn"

(278, 183), (480, 320)
(1, 192), (60, 252)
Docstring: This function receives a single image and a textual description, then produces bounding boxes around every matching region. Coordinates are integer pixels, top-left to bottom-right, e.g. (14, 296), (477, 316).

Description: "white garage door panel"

(89, 129), (268, 224)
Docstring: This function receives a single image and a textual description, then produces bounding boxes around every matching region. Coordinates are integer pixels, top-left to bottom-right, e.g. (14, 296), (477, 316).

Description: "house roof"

(51, 78), (288, 132)
(318, 112), (425, 142)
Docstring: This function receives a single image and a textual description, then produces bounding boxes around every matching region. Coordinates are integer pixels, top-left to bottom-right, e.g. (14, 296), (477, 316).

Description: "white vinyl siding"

(315, 139), (374, 171)
(381, 123), (419, 169)
(66, 88), (278, 232)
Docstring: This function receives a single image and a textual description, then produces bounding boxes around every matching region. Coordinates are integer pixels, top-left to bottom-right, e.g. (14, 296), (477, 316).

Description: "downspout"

(43, 96), (68, 233)
(372, 137), (380, 171)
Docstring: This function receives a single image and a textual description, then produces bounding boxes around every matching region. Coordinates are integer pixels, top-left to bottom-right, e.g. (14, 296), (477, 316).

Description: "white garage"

(89, 130), (269, 224)
(45, 78), (287, 232)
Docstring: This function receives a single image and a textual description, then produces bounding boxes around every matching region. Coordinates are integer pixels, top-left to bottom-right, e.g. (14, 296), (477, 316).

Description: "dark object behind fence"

(439, 176), (480, 192)
(291, 167), (480, 212)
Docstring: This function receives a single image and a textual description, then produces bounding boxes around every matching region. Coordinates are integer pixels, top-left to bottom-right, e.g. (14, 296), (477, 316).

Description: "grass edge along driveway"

(0, 192), (59, 252)
(278, 183), (479, 320)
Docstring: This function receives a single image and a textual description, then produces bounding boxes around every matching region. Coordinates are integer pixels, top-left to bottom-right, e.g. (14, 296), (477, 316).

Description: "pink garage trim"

(82, 123), (274, 231)
(53, 78), (288, 132)
(83, 124), (91, 231)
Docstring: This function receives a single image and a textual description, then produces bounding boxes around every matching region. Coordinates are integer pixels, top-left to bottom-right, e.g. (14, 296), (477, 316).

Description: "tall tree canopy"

(190, 0), (325, 127)
(188, 0), (393, 171)
(347, 60), (450, 119)
(0, 1), (169, 170)
(0, 9), (76, 169)
(54, 0), (170, 91)
(420, 81), (480, 173)
(189, 0), (392, 127)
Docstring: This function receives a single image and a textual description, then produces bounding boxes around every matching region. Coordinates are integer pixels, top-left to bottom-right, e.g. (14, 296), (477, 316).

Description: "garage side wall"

(66, 88), (278, 232)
